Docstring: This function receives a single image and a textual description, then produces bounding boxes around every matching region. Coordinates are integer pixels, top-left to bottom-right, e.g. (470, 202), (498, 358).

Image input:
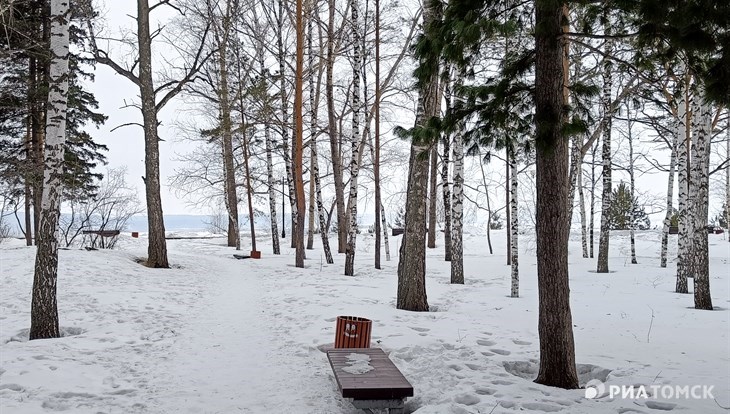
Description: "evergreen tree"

(608, 182), (650, 230)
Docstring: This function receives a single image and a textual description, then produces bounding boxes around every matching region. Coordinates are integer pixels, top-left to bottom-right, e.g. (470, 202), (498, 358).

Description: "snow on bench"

(327, 348), (413, 414)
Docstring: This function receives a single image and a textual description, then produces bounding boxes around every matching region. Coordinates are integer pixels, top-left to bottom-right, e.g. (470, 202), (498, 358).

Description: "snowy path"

(138, 244), (347, 413)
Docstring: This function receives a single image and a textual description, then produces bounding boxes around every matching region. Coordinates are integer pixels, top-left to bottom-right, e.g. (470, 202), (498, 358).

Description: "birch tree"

(596, 31), (614, 273)
(675, 77), (690, 294)
(690, 95), (713, 310)
(451, 131), (464, 284)
(30, 0), (70, 340)
(509, 146), (518, 297)
(343, 0), (361, 276)
(659, 84), (681, 268)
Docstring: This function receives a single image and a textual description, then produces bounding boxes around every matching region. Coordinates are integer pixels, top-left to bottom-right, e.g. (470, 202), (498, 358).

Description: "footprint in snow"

(410, 326), (430, 332)
(453, 393), (480, 406)
(476, 339), (496, 346)
(492, 379), (513, 386)
(644, 401), (677, 411)
(512, 339), (532, 345)
(521, 402), (563, 412)
(490, 349), (511, 355)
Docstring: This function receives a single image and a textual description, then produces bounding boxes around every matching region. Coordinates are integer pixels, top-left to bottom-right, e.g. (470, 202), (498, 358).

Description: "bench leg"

(352, 399), (406, 414)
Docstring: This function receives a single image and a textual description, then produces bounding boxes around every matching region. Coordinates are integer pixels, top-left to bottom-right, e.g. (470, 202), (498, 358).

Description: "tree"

(596, 20), (614, 274)
(293, 0), (306, 268)
(30, 0), (70, 340)
(87, 1), (212, 268)
(344, 0), (362, 276)
(608, 182), (650, 230)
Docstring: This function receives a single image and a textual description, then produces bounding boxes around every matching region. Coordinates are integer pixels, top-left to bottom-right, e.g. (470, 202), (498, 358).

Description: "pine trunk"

(293, 0), (306, 267)
(397, 4), (438, 310)
(533, 0), (579, 389)
(138, 0), (168, 268)
(596, 33), (613, 274)
(451, 131), (464, 284)
(30, 0), (69, 340)
(344, 0), (361, 276)
(427, 145), (438, 248)
(690, 98), (713, 310)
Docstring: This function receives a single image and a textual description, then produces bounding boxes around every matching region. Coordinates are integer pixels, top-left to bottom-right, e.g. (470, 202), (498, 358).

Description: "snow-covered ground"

(1, 230), (728, 413)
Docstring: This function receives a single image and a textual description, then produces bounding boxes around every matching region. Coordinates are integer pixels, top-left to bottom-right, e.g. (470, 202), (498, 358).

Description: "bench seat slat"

(327, 348), (414, 400)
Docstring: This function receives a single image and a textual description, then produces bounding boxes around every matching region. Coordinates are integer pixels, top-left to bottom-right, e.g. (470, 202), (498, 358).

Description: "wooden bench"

(327, 348), (413, 413)
(82, 229), (121, 249)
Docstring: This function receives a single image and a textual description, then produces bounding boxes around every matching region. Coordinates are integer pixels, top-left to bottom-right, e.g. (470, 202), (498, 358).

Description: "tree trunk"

(676, 76), (690, 293)
(451, 131), (464, 284)
(690, 97), (712, 310)
(381, 203), (390, 261)
(596, 32), (613, 274)
(533, 0), (579, 389)
(243, 132), (257, 252)
(660, 94), (680, 267)
(260, 57), (280, 255)
(215, 15), (240, 250)
(30, 0), (69, 340)
(293, 0), (306, 267)
(506, 150), (511, 265)
(628, 111), (637, 264)
(726, 119), (729, 240)
(509, 147), (519, 297)
(374, 0), (382, 269)
(578, 158), (589, 258)
(344, 0), (362, 276)
(397, 4), (438, 310)
(276, 0), (296, 249)
(589, 139), (598, 258)
(138, 0), (168, 268)
(442, 78), (452, 261)
(427, 145), (438, 248)
(306, 14), (316, 251)
(24, 112), (33, 246)
(326, 0), (347, 254)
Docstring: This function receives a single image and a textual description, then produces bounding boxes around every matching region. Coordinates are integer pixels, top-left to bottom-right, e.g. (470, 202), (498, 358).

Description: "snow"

(1, 229), (728, 413)
(341, 353), (374, 375)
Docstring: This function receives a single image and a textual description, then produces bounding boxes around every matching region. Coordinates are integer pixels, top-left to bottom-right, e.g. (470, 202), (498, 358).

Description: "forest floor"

(1, 229), (728, 413)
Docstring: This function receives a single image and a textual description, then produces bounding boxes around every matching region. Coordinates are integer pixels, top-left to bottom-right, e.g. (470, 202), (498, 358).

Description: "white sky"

(85, 0), (728, 226)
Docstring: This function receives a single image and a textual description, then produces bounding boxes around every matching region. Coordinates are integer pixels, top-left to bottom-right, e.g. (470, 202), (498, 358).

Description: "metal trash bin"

(334, 316), (372, 348)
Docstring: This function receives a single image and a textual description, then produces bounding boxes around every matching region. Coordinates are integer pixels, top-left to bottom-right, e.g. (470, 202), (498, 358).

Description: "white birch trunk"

(451, 132), (464, 284)
(660, 89), (681, 267)
(578, 161), (589, 258)
(509, 148), (519, 297)
(344, 0), (361, 276)
(596, 34), (613, 273)
(676, 82), (690, 293)
(690, 96), (713, 309)
(628, 116), (637, 264)
(30, 0), (69, 340)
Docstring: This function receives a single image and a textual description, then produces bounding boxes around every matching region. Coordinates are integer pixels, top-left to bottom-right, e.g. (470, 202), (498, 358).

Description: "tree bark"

(533, 0), (579, 389)
(326, 0), (347, 254)
(427, 145), (438, 248)
(676, 75), (690, 293)
(138, 0), (168, 268)
(344, 0), (362, 276)
(213, 5), (240, 250)
(596, 32), (613, 274)
(30, 0), (69, 340)
(259, 49), (280, 255)
(659, 95), (679, 268)
(442, 78), (452, 261)
(578, 158), (589, 258)
(690, 97), (712, 310)
(374, 0), (382, 269)
(509, 147), (519, 297)
(293, 0), (306, 267)
(306, 14), (316, 251)
(451, 131), (464, 284)
(589, 139), (598, 258)
(628, 110), (637, 264)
